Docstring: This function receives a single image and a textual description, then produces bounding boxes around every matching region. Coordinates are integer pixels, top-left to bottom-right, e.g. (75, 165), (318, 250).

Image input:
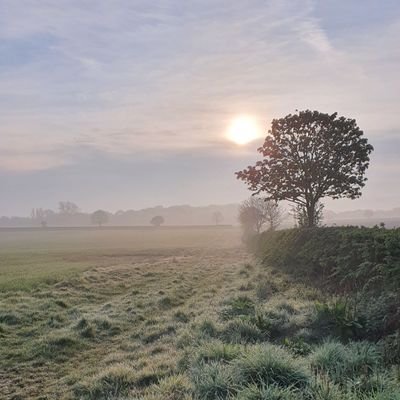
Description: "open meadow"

(1, 227), (399, 400)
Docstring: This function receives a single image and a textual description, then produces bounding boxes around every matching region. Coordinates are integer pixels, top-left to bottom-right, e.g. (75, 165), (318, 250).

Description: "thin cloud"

(0, 0), (399, 175)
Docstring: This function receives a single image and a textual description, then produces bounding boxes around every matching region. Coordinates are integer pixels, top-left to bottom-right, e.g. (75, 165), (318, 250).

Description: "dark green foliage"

(356, 294), (400, 340)
(254, 227), (400, 294)
(312, 300), (363, 341)
(283, 338), (312, 356)
(378, 331), (400, 366)
(252, 227), (400, 340)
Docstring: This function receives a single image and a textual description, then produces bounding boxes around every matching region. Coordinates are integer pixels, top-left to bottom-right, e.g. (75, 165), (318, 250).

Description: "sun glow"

(227, 115), (262, 145)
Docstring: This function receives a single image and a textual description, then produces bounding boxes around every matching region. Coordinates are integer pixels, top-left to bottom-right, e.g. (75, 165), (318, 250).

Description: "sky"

(0, 0), (399, 216)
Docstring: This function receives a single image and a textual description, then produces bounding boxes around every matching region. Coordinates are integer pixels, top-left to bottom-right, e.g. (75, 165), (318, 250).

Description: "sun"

(227, 115), (262, 145)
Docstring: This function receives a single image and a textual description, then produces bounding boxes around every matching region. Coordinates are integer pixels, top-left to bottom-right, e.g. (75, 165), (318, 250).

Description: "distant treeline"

(0, 203), (240, 227)
(1, 201), (400, 228)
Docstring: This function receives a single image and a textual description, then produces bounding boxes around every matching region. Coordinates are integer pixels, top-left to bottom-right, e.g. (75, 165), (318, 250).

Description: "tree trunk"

(307, 203), (315, 227)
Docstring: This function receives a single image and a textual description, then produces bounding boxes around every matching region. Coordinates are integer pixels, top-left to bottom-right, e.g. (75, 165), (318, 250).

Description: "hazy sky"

(1, 0), (399, 216)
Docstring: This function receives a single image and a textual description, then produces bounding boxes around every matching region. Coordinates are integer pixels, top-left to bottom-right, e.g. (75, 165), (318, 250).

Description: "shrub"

(311, 300), (363, 341)
(253, 227), (400, 294)
(232, 344), (310, 389)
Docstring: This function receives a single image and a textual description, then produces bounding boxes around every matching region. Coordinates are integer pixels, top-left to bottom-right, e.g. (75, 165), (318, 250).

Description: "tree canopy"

(151, 215), (165, 227)
(239, 197), (283, 234)
(91, 210), (109, 227)
(236, 110), (373, 227)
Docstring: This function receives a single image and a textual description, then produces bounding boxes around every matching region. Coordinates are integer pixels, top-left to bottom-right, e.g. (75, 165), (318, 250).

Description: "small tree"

(239, 197), (283, 234)
(237, 110), (373, 227)
(31, 208), (53, 227)
(91, 210), (109, 227)
(151, 215), (164, 227)
(59, 201), (79, 215)
(212, 211), (224, 226)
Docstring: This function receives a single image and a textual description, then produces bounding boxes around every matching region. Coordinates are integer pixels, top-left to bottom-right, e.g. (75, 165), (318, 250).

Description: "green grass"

(0, 227), (239, 291)
(1, 227), (399, 400)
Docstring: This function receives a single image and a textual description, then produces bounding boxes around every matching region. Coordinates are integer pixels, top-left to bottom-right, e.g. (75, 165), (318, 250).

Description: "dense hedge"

(252, 226), (400, 293)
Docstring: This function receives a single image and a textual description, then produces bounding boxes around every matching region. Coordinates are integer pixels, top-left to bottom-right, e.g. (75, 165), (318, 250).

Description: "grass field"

(1, 227), (399, 399)
(1, 227), (245, 398)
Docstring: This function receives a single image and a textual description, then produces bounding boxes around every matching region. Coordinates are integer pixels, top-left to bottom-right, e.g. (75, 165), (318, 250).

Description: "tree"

(59, 201), (79, 215)
(239, 197), (283, 234)
(91, 210), (109, 227)
(236, 110), (373, 227)
(31, 208), (54, 226)
(291, 202), (324, 228)
(151, 215), (164, 227)
(212, 211), (224, 225)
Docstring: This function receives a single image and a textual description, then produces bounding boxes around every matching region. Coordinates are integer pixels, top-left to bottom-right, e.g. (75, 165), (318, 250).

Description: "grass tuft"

(232, 344), (310, 389)
(74, 363), (136, 399)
